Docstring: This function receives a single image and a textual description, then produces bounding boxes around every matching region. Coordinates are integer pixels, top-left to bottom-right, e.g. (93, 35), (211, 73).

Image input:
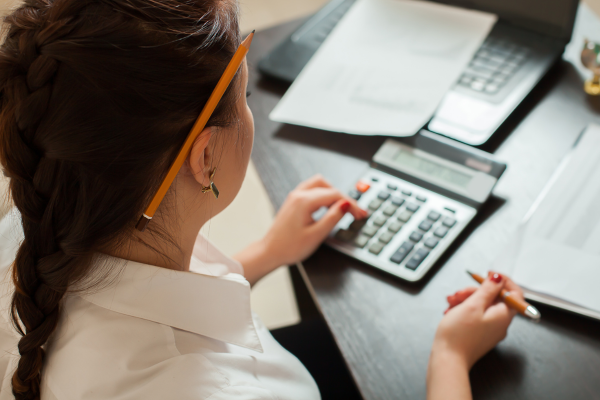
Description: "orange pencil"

(136, 31), (255, 232)
(467, 271), (541, 320)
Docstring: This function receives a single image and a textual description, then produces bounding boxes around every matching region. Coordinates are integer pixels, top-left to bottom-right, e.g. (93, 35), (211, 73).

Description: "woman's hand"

(263, 174), (367, 266)
(435, 272), (523, 367)
(235, 175), (367, 286)
(427, 272), (524, 400)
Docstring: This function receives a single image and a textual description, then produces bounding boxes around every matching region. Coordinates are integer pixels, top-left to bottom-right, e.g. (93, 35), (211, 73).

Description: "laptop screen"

(437, 0), (578, 39)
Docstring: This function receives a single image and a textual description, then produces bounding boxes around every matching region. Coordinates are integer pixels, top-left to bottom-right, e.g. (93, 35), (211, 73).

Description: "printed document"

(270, 0), (497, 136)
(493, 124), (600, 313)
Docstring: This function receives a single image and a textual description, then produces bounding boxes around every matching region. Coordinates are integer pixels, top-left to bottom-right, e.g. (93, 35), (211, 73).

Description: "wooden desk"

(247, 5), (600, 399)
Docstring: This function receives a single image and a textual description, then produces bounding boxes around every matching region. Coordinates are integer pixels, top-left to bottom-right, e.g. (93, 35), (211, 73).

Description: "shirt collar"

(190, 234), (245, 277)
(80, 239), (263, 353)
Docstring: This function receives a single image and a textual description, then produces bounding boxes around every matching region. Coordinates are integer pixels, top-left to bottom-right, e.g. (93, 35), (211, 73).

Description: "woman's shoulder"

(44, 297), (222, 399)
(43, 296), (276, 400)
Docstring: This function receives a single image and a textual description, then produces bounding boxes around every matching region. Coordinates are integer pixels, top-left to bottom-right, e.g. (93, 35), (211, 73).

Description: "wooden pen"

(467, 271), (541, 320)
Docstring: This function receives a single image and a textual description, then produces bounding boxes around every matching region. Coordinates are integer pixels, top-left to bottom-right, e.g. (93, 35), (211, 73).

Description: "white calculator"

(327, 131), (506, 282)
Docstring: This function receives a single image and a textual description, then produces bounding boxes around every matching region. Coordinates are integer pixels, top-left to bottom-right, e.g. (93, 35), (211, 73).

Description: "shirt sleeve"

(0, 208), (21, 400)
(205, 385), (277, 400)
(0, 208), (22, 270)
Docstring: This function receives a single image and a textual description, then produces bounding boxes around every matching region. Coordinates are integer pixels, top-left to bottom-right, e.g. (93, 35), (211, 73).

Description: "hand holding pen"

(433, 272), (528, 371)
(445, 271), (540, 320)
(467, 271), (540, 320)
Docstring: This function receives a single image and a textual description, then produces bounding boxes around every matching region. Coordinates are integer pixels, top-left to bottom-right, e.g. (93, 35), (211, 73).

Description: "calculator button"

(354, 235), (370, 248)
(348, 190), (361, 200)
(390, 241), (414, 264)
(369, 242), (385, 255)
(427, 211), (441, 222)
(418, 220), (433, 232)
(460, 75), (473, 86)
(378, 191), (391, 201)
(368, 199), (384, 211)
(373, 215), (388, 227)
(391, 196), (405, 207)
(424, 237), (439, 249)
(355, 181), (371, 193)
(401, 241), (414, 251)
(409, 231), (423, 242)
(387, 183), (398, 191)
(406, 203), (420, 213)
(349, 218), (367, 231)
(433, 226), (449, 238)
(485, 84), (498, 93)
(406, 248), (430, 270)
(416, 195), (427, 202)
(362, 225), (379, 237)
(382, 205), (398, 216)
(390, 251), (408, 264)
(397, 211), (412, 223)
(335, 229), (355, 242)
(378, 231), (395, 244)
(470, 80), (485, 91)
(388, 221), (403, 233)
(442, 217), (457, 228)
(401, 189), (412, 196)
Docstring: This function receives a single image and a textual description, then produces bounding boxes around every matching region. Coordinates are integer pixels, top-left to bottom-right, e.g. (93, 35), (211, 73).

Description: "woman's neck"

(107, 175), (219, 271)
(116, 234), (191, 271)
(107, 212), (207, 272)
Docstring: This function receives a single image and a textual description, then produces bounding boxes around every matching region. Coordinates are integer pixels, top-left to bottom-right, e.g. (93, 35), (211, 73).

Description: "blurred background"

(1, 0), (600, 331)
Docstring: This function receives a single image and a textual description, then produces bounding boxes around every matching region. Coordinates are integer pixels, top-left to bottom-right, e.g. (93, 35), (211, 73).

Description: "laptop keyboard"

(295, 0), (355, 48)
(458, 37), (530, 95)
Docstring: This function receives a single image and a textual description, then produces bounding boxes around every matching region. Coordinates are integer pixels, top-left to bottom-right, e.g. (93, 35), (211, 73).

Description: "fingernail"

(340, 201), (351, 213)
(490, 273), (503, 283)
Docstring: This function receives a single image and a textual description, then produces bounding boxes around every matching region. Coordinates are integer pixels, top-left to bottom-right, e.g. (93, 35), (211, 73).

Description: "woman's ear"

(187, 127), (214, 186)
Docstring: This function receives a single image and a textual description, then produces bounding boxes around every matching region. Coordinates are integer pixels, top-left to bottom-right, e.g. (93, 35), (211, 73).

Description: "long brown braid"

(0, 0), (241, 398)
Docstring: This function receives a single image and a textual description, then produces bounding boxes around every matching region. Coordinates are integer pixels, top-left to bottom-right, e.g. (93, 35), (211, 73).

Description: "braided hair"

(0, 0), (241, 398)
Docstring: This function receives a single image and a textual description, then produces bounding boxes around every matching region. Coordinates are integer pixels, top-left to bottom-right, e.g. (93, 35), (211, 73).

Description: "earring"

(201, 168), (219, 199)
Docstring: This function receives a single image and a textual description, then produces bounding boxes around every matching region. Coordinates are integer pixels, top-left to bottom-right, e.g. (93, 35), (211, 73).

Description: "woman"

(0, 0), (523, 399)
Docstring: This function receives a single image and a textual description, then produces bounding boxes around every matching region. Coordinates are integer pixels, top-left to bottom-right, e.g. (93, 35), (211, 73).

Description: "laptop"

(258, 0), (579, 145)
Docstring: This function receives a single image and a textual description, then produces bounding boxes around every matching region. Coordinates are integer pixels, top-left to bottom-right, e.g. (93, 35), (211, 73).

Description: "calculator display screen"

(394, 150), (472, 188)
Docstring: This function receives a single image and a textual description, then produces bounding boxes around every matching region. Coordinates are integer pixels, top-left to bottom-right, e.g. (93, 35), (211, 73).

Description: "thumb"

(310, 199), (350, 238)
(466, 273), (506, 309)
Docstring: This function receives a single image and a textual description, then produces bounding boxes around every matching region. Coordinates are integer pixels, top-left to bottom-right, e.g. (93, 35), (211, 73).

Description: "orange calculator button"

(355, 181), (371, 193)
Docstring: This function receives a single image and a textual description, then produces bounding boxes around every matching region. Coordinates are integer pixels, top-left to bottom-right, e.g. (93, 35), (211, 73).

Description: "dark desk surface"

(247, 5), (600, 400)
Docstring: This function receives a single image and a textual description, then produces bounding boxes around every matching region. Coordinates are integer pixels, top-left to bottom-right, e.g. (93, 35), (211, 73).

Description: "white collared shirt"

(0, 210), (320, 399)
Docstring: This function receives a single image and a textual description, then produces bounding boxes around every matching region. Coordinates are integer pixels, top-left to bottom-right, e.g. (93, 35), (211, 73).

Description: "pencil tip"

(135, 215), (150, 232)
(466, 270), (474, 276)
(242, 30), (255, 49)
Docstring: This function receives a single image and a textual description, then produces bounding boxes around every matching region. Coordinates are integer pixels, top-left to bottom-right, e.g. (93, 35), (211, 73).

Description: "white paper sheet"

(492, 124), (600, 313)
(270, 0), (497, 136)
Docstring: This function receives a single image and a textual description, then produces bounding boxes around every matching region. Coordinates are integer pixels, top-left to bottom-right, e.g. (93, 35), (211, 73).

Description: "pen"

(467, 271), (541, 320)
